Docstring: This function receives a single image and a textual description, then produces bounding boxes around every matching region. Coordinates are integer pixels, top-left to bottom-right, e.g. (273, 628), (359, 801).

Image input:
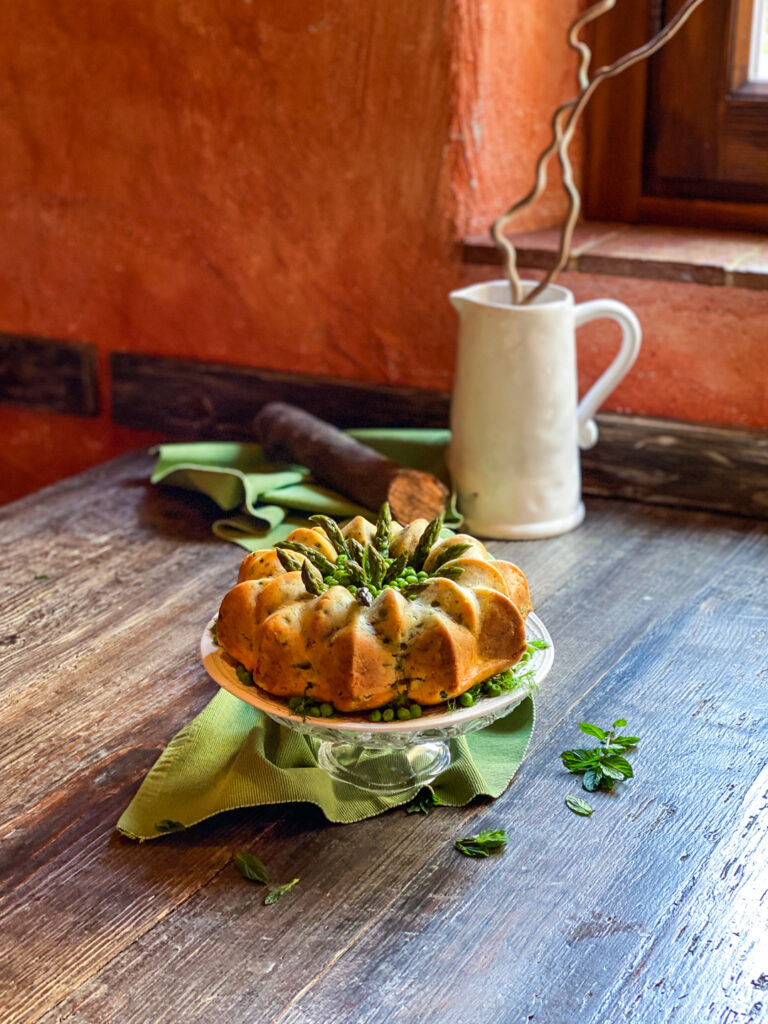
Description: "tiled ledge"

(463, 222), (768, 289)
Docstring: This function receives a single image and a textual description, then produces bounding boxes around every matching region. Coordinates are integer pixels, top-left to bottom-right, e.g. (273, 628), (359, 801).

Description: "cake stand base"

(317, 739), (452, 796)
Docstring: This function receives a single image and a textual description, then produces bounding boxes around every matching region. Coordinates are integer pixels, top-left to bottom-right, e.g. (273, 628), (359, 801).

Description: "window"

(584, 0), (768, 231)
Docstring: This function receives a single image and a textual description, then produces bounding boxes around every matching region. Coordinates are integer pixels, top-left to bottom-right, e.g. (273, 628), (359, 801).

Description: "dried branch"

(491, 0), (708, 306)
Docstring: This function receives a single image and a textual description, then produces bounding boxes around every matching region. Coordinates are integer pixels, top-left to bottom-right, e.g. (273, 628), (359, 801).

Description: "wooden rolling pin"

(253, 402), (449, 524)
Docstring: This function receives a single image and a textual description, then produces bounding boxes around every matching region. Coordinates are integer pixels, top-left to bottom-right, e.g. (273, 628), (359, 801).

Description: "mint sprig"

(560, 719), (640, 792)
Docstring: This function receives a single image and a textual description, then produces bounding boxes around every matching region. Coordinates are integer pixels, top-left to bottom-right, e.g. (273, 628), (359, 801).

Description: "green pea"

(397, 706), (411, 721)
(459, 692), (475, 707)
(308, 704), (321, 716)
(320, 703), (334, 717)
(486, 683), (502, 697)
(382, 708), (395, 722)
(288, 697), (302, 711)
(409, 704), (422, 719)
(369, 709), (382, 722)
(236, 664), (253, 686)
(417, 571), (428, 580)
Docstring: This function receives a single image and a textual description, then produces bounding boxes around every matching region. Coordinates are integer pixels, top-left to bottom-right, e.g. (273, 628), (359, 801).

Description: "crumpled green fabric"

(150, 428), (459, 551)
(117, 690), (535, 838)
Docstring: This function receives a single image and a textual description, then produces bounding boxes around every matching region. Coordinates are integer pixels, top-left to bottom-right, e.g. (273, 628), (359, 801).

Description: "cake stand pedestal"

(316, 739), (452, 795)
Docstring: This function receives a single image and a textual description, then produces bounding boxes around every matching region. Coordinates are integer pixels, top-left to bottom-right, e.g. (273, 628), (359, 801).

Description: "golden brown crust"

(494, 561), (533, 618)
(238, 549), (288, 583)
(216, 516), (532, 710)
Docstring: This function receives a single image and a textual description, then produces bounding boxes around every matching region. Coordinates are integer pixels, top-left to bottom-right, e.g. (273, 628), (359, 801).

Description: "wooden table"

(2, 450), (767, 1024)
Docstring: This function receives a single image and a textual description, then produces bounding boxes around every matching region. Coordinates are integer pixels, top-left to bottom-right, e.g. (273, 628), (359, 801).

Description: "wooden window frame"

(584, 0), (768, 233)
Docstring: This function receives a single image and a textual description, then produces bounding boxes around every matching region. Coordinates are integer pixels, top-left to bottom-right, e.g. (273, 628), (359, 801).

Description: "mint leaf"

(455, 828), (508, 858)
(155, 819), (185, 833)
(560, 748), (600, 772)
(613, 736), (641, 748)
(264, 878), (299, 905)
(405, 788), (443, 815)
(582, 769), (603, 792)
(234, 851), (270, 885)
(612, 718), (627, 728)
(579, 722), (606, 741)
(603, 754), (634, 779)
(565, 795), (594, 816)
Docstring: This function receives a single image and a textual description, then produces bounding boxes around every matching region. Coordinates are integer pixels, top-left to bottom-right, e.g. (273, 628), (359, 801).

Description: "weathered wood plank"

(1, 451), (766, 1024)
(0, 332), (99, 415)
(258, 540), (768, 1024)
(110, 352), (451, 432)
(580, 413), (768, 521)
(596, 763), (768, 1021)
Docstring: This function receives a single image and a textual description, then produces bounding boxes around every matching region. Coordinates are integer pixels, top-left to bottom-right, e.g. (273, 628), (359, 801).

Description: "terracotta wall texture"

(0, 0), (764, 504)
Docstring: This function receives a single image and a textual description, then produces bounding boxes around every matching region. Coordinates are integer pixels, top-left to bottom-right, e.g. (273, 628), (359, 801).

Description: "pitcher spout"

(449, 279), (520, 314)
(449, 283), (482, 315)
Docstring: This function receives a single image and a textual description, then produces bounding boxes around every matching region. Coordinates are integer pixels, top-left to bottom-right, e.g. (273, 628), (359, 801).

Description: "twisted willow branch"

(491, 0), (708, 306)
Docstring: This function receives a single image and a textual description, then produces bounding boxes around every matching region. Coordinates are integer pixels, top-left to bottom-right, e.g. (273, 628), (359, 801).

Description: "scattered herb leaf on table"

(405, 789), (443, 815)
(455, 829), (509, 858)
(565, 795), (594, 816)
(234, 850), (300, 905)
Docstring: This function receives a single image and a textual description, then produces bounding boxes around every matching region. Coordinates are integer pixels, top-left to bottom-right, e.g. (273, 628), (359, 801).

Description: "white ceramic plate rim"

(200, 610), (553, 734)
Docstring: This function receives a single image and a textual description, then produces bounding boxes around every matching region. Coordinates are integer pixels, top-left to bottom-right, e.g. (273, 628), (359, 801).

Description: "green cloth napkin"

(150, 429), (459, 551)
(117, 690), (535, 838)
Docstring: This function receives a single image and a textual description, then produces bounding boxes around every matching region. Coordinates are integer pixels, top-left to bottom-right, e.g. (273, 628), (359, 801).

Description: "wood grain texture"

(110, 352), (451, 433)
(1, 451), (766, 1024)
(583, 0), (768, 231)
(0, 332), (99, 415)
(580, 413), (768, 520)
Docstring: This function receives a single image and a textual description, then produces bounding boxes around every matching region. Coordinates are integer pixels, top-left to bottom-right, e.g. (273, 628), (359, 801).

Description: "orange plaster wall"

(0, 0), (765, 506)
(0, 0), (461, 503)
(0, 0), (457, 384)
(452, 0), (586, 238)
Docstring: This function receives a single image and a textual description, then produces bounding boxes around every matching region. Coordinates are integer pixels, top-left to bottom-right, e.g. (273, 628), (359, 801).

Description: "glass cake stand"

(200, 612), (553, 796)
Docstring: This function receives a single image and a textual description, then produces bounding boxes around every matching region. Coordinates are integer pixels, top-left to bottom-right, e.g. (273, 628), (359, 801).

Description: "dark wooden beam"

(0, 333), (99, 415)
(110, 352), (450, 435)
(581, 413), (768, 520)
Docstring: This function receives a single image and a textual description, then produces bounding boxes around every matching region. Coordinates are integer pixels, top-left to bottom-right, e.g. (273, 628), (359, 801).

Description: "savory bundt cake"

(216, 506), (532, 713)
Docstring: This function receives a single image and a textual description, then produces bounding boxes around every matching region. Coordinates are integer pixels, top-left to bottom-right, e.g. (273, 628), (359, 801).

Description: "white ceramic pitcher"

(448, 279), (642, 539)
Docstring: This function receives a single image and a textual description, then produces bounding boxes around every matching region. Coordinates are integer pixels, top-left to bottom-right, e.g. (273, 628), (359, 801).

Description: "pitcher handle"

(573, 299), (642, 449)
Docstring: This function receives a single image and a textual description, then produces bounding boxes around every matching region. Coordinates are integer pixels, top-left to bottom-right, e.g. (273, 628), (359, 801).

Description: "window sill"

(462, 222), (768, 290)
